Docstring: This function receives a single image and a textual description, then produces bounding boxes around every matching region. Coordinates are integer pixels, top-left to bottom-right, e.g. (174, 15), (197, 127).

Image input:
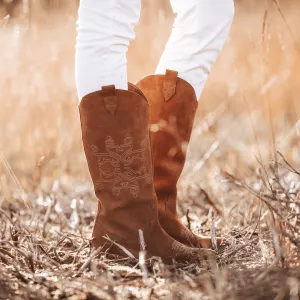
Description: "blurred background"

(0, 1), (300, 298)
(0, 0), (299, 219)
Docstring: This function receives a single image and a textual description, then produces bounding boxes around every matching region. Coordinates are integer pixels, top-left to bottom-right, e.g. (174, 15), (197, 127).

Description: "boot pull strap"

(163, 69), (178, 102)
(102, 85), (118, 115)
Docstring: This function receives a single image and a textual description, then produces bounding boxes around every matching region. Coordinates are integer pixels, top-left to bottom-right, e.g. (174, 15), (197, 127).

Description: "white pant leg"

(76, 0), (141, 100)
(156, 0), (234, 100)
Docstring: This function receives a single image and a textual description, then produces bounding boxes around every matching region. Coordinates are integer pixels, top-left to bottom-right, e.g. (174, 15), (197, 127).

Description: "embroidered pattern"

(180, 228), (203, 247)
(171, 240), (192, 255)
(92, 134), (152, 198)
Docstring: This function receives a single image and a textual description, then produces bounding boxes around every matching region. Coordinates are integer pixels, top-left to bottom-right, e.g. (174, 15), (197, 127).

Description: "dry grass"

(0, 1), (300, 299)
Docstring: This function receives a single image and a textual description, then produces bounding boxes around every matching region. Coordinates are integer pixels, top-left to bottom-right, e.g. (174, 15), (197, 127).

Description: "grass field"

(0, 1), (300, 299)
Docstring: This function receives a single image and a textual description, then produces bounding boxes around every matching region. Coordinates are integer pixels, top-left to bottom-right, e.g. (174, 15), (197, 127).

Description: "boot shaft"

(79, 84), (157, 232)
(137, 70), (198, 213)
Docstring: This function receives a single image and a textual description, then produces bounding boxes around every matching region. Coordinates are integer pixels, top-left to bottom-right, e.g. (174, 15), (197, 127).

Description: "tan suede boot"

(137, 70), (221, 249)
(79, 83), (214, 264)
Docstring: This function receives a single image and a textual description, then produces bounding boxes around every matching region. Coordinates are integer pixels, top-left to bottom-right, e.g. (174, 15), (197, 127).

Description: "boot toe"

(171, 240), (216, 264)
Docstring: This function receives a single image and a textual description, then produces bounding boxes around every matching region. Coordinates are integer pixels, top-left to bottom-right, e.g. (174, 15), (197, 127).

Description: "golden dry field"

(0, 1), (299, 299)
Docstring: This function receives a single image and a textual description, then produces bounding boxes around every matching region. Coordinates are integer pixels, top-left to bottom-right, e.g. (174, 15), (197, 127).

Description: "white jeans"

(76, 0), (234, 101)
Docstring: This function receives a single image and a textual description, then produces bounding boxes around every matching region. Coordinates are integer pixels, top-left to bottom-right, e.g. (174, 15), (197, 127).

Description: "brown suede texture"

(137, 71), (217, 248)
(79, 83), (213, 264)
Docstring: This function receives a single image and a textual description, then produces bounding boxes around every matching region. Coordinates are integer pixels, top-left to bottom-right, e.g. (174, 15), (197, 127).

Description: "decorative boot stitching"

(180, 228), (201, 247)
(171, 240), (193, 256)
(91, 133), (152, 197)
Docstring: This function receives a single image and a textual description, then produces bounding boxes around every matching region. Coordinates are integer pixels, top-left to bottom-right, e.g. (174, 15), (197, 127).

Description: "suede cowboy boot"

(79, 83), (214, 264)
(137, 70), (221, 249)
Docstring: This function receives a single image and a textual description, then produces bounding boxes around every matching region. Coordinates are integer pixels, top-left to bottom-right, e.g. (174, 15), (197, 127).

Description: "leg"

(137, 0), (234, 248)
(75, 0), (141, 100)
(156, 0), (234, 100)
(76, 0), (215, 263)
